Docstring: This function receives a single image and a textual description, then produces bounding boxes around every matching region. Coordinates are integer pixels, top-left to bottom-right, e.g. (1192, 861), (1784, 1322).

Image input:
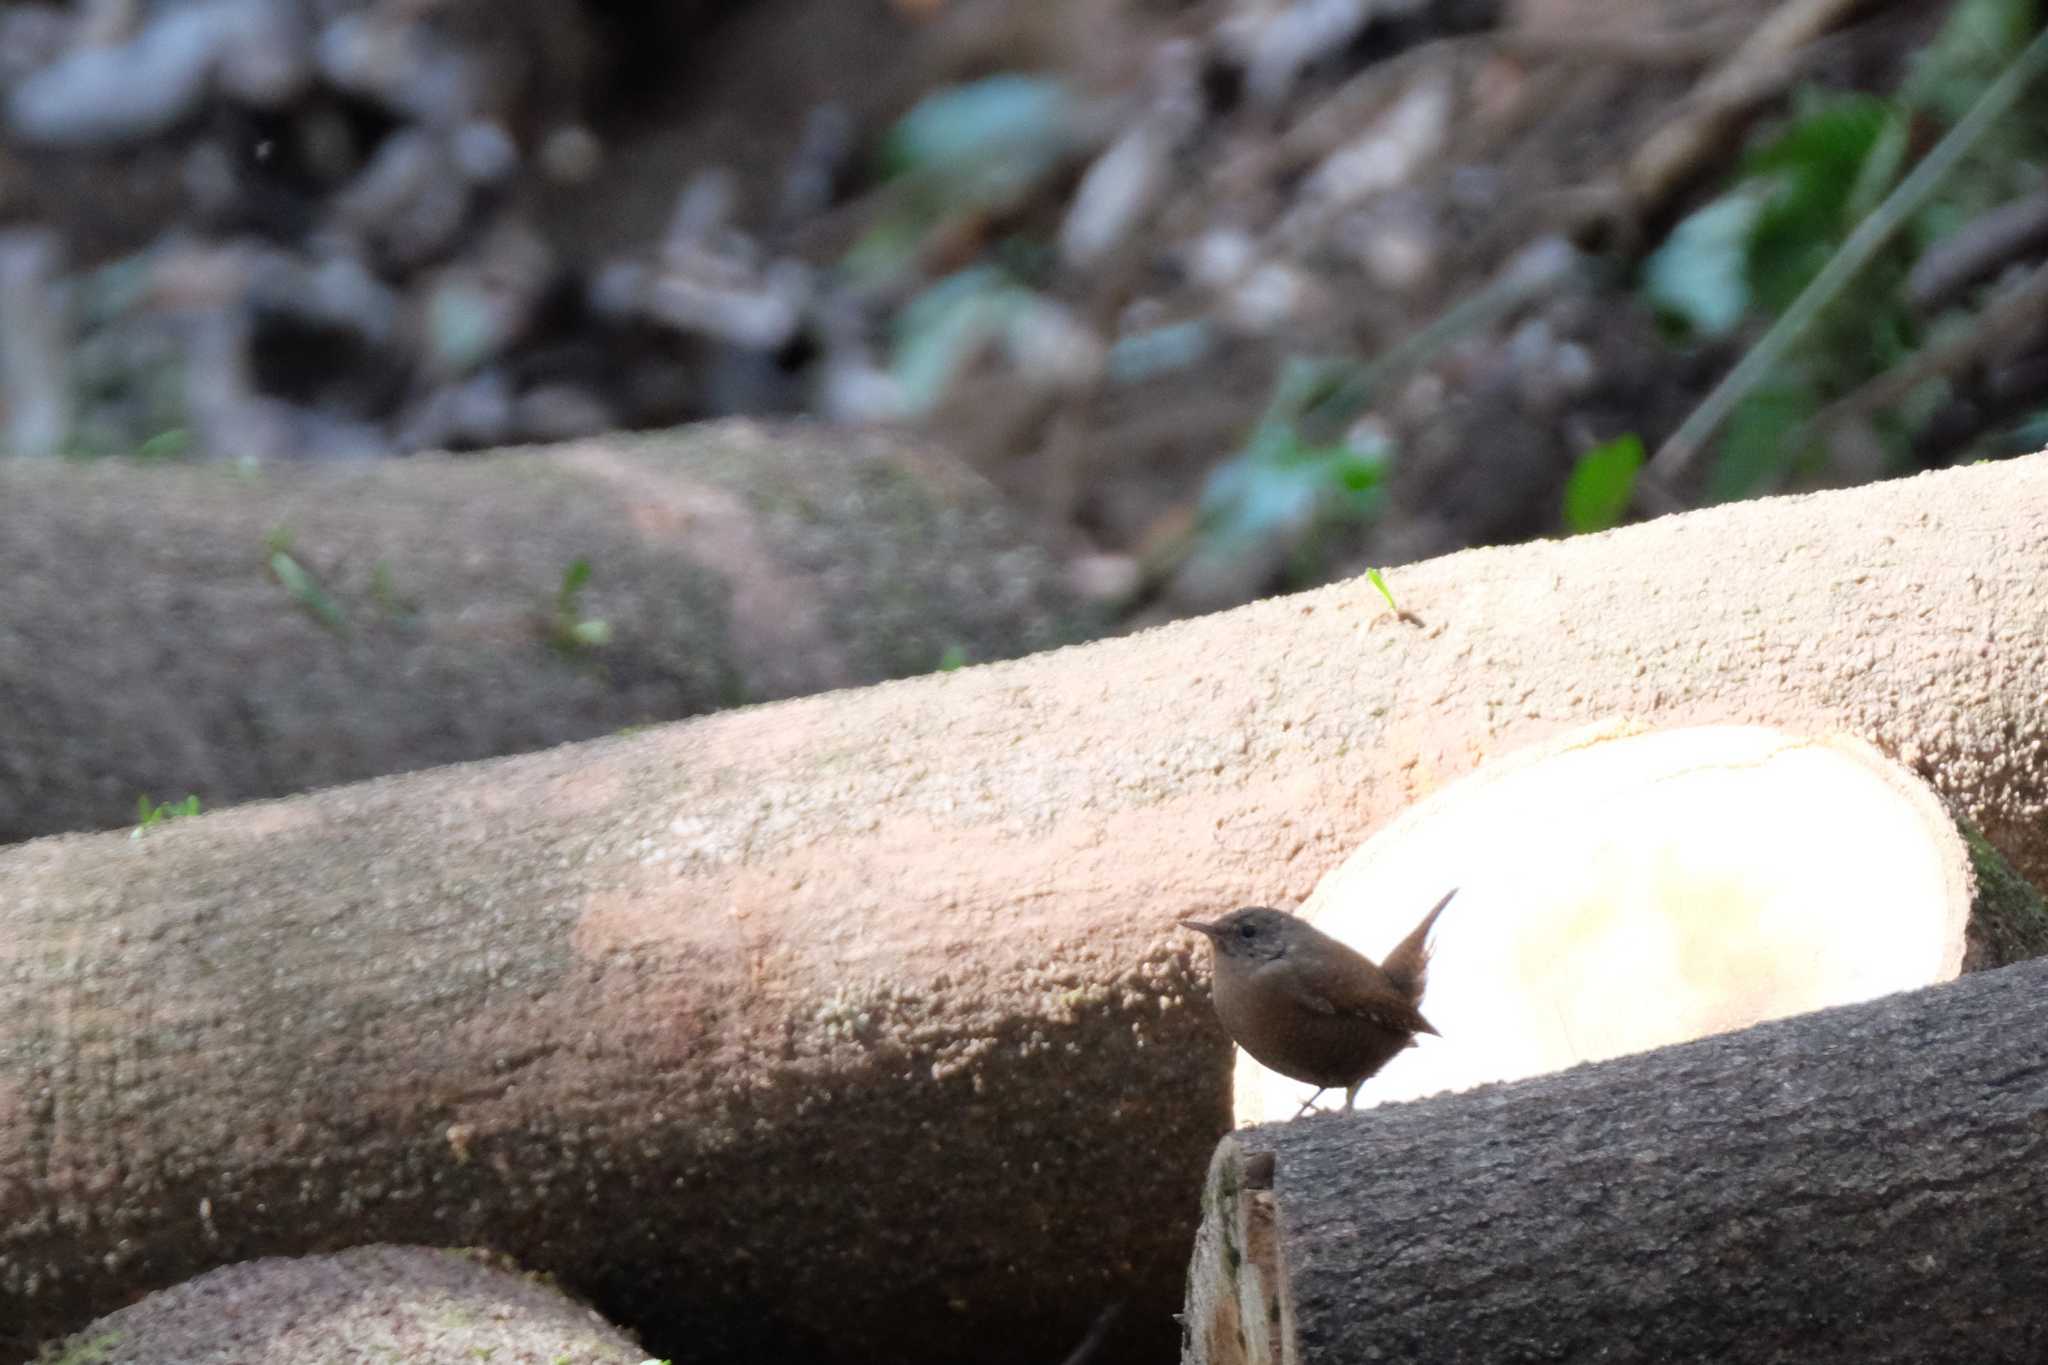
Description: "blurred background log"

(0, 419), (1099, 844)
(37, 1246), (652, 1364)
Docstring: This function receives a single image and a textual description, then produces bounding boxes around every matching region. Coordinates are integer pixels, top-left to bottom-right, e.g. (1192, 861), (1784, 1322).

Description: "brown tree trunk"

(1184, 953), (2048, 1365)
(0, 419), (1098, 844)
(3, 455), (2047, 1363)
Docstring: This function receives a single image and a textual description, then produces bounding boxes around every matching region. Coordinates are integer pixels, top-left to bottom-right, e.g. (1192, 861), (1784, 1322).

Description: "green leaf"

(879, 74), (1075, 191)
(270, 551), (349, 634)
(1643, 193), (1762, 337)
(1711, 384), (1819, 503)
(890, 267), (1028, 416)
(1906, 0), (2039, 120)
(1366, 568), (1399, 613)
(548, 560), (611, 655)
(1200, 358), (1393, 543)
(135, 428), (191, 460)
(133, 793), (201, 837)
(1744, 94), (1903, 311)
(1562, 434), (1645, 534)
(369, 560), (423, 628)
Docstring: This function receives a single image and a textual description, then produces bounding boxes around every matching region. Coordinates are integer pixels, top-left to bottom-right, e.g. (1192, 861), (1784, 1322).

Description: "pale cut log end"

(1232, 721), (2047, 1122)
(1182, 1137), (1286, 1365)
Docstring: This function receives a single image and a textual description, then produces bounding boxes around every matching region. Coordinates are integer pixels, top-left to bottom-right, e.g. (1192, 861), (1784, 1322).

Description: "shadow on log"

(1186, 953), (2048, 1365)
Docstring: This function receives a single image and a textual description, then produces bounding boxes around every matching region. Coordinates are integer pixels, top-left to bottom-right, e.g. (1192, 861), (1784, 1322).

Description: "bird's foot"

(1293, 1088), (1331, 1120)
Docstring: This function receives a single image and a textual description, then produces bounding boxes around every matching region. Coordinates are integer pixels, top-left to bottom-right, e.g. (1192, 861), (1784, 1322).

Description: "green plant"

(370, 560), (420, 628)
(1194, 356), (1393, 582)
(1644, 90), (1917, 499)
(1181, 241), (1583, 592)
(132, 794), (200, 837)
(33, 1328), (126, 1363)
(1562, 434), (1645, 534)
(265, 527), (349, 635)
(1645, 0), (2048, 495)
(846, 74), (1081, 286)
(134, 427), (192, 460)
(550, 559), (612, 654)
(1366, 568), (1400, 614)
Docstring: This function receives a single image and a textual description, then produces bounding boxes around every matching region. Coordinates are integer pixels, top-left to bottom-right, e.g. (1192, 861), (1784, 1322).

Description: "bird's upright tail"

(1380, 887), (1456, 1005)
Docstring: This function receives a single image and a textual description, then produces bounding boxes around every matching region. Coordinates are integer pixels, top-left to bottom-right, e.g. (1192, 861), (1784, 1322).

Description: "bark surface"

(1186, 953), (2048, 1365)
(3, 455), (2047, 1363)
(0, 419), (1096, 844)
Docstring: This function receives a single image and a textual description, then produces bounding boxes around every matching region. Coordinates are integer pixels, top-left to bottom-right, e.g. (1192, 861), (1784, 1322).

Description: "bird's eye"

(1237, 922), (1256, 939)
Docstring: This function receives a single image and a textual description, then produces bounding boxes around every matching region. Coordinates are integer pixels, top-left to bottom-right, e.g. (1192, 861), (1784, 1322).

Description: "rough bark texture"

(3, 455), (2048, 1363)
(41, 1245), (648, 1364)
(0, 419), (1098, 844)
(1185, 953), (2048, 1365)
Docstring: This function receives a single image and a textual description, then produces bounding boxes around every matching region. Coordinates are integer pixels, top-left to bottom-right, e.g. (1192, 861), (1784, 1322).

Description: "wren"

(1183, 889), (1455, 1115)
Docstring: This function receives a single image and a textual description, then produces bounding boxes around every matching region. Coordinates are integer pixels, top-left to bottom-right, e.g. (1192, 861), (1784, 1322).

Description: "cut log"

(1184, 953), (2048, 1365)
(43, 1245), (649, 1363)
(1229, 722), (2048, 1122)
(5, 457), (2048, 1363)
(0, 419), (1098, 845)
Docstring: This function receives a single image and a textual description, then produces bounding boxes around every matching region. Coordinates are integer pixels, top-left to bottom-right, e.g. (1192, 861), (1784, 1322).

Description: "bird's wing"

(1263, 958), (1439, 1036)
(1258, 958), (1339, 1016)
(1326, 980), (1438, 1037)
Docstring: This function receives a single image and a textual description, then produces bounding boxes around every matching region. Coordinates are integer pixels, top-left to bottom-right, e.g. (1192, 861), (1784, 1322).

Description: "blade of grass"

(1649, 21), (2048, 484)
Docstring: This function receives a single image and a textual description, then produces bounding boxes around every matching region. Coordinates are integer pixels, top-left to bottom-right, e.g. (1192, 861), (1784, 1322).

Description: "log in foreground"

(1232, 723), (2048, 1122)
(5, 458), (2048, 1363)
(0, 419), (1097, 844)
(1185, 953), (2048, 1365)
(43, 1245), (649, 1363)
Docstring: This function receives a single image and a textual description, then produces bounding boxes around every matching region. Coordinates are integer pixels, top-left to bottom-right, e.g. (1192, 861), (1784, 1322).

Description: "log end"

(1236, 722), (2001, 1121)
(1183, 1136), (1289, 1365)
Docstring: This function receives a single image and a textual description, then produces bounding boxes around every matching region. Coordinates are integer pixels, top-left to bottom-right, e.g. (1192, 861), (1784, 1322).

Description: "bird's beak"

(1180, 917), (1224, 938)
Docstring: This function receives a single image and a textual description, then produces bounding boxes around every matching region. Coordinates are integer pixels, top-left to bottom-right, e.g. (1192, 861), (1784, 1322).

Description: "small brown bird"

(1183, 889), (1455, 1115)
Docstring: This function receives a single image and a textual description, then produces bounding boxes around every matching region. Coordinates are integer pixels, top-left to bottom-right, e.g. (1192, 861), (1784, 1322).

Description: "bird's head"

(1180, 906), (1297, 963)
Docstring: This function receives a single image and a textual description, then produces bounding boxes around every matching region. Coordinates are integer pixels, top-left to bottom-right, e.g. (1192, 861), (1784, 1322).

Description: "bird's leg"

(1293, 1087), (1330, 1119)
(1343, 1081), (1361, 1111)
